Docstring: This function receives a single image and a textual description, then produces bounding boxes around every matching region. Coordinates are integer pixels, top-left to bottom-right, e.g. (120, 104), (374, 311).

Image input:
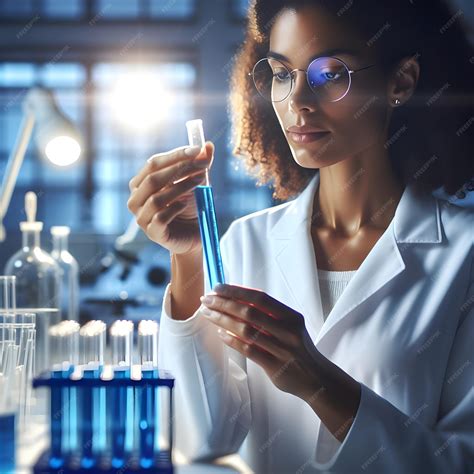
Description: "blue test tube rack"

(32, 366), (174, 473)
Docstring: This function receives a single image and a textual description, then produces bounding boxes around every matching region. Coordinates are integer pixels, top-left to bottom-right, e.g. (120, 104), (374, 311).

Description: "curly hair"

(227, 0), (474, 202)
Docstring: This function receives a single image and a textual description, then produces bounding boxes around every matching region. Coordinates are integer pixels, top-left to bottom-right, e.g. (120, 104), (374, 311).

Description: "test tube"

(109, 320), (134, 468)
(79, 320), (106, 468)
(48, 320), (80, 466)
(138, 320), (158, 366)
(16, 313), (35, 430)
(0, 310), (35, 473)
(0, 276), (16, 313)
(49, 320), (80, 366)
(0, 276), (16, 371)
(185, 119), (225, 289)
(80, 320), (105, 366)
(110, 320), (133, 367)
(138, 320), (159, 467)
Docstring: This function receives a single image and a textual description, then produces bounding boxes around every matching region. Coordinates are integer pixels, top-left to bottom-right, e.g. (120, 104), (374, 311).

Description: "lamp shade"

(24, 87), (82, 166)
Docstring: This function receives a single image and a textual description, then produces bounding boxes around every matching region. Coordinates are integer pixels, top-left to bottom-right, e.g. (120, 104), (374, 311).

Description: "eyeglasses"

(248, 56), (376, 103)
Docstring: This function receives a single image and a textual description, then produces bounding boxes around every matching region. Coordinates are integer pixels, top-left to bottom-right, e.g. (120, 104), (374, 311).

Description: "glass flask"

(4, 192), (60, 374)
(50, 226), (79, 321)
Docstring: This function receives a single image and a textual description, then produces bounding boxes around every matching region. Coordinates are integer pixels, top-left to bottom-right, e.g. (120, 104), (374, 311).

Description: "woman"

(127, 0), (473, 472)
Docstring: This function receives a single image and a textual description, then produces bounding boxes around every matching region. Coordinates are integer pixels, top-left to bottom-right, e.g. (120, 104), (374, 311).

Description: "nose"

(288, 70), (319, 112)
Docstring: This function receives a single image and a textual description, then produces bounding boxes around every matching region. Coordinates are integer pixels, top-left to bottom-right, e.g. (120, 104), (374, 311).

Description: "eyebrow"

(266, 48), (359, 65)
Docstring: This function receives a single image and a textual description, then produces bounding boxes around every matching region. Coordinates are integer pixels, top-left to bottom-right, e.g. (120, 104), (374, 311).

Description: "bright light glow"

(110, 72), (172, 132)
(45, 136), (81, 166)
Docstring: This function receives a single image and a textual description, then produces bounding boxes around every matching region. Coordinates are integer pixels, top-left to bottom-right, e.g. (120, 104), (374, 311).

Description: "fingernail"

(200, 295), (214, 305)
(185, 146), (201, 156)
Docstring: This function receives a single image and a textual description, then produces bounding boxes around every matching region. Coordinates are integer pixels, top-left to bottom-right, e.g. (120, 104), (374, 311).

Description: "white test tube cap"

(185, 118), (210, 186)
(185, 119), (205, 150)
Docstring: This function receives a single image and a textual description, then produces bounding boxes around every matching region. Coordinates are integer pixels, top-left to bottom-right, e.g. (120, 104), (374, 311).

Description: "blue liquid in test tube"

(138, 320), (159, 468)
(110, 320), (134, 468)
(0, 413), (15, 473)
(185, 119), (225, 289)
(49, 363), (74, 468)
(48, 320), (80, 465)
(78, 320), (106, 469)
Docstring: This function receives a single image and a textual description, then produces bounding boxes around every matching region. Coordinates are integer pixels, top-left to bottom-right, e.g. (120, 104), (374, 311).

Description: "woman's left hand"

(199, 283), (326, 401)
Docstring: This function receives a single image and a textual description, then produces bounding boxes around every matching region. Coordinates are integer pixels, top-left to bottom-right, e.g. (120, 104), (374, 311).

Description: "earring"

(393, 98), (401, 106)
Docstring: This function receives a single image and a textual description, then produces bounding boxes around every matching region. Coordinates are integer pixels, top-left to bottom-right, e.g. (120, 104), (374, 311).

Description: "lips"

(286, 125), (328, 134)
(287, 131), (330, 144)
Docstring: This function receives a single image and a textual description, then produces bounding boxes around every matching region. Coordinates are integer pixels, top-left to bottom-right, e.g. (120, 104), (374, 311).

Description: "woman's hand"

(199, 283), (326, 400)
(127, 142), (214, 255)
(200, 283), (362, 442)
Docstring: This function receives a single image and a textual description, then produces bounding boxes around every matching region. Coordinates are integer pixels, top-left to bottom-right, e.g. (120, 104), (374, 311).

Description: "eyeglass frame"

(247, 56), (377, 103)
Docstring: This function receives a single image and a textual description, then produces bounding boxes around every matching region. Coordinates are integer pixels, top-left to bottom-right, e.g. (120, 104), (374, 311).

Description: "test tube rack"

(32, 365), (174, 473)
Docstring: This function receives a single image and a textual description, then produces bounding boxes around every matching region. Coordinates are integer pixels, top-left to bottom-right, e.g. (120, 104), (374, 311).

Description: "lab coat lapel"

(269, 172), (442, 348)
(315, 183), (442, 346)
(314, 220), (405, 345)
(270, 173), (325, 344)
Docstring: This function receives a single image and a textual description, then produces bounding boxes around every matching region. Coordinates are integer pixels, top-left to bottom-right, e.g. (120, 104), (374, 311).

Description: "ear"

(386, 55), (420, 107)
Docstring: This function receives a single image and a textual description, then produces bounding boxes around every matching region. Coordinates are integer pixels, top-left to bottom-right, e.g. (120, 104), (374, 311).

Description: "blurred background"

(0, 0), (473, 325)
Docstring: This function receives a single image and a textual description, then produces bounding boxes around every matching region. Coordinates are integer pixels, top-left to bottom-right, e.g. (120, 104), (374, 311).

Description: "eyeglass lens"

(252, 57), (350, 102)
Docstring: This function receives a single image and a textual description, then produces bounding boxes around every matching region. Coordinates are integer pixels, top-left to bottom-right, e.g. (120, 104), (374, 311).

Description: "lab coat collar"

(270, 172), (441, 244)
(269, 171), (442, 347)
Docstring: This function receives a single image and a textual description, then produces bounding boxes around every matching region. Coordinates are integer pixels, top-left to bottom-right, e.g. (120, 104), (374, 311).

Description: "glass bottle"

(4, 192), (60, 374)
(50, 226), (79, 322)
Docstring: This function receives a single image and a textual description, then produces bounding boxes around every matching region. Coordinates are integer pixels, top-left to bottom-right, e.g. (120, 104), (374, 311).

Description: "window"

(90, 61), (197, 233)
(0, 0), (196, 20)
(0, 59), (198, 233)
(0, 0), (277, 243)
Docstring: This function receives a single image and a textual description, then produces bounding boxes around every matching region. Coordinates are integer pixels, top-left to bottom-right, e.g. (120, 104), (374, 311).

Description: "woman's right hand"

(127, 141), (214, 256)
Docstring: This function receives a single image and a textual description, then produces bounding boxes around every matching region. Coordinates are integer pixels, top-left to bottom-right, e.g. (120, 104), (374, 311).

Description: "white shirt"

(157, 172), (474, 473)
(317, 269), (356, 321)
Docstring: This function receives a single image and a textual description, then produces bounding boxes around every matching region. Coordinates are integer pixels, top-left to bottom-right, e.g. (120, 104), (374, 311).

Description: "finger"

(216, 327), (278, 368)
(201, 295), (293, 342)
(151, 199), (188, 228)
(142, 200), (188, 243)
(129, 144), (204, 192)
(135, 172), (206, 229)
(210, 284), (305, 327)
(128, 157), (210, 212)
(201, 305), (292, 358)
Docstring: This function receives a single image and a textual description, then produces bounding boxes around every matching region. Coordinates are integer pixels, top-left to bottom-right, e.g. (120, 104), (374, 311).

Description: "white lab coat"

(157, 172), (474, 473)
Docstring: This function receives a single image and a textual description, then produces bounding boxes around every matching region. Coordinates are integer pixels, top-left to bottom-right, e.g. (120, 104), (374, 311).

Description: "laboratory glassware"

(0, 311), (36, 473)
(48, 320), (80, 466)
(138, 320), (159, 468)
(109, 320), (134, 468)
(185, 119), (225, 289)
(0, 276), (16, 313)
(4, 192), (60, 374)
(50, 226), (79, 322)
(32, 319), (174, 473)
(79, 320), (106, 468)
(0, 276), (17, 373)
